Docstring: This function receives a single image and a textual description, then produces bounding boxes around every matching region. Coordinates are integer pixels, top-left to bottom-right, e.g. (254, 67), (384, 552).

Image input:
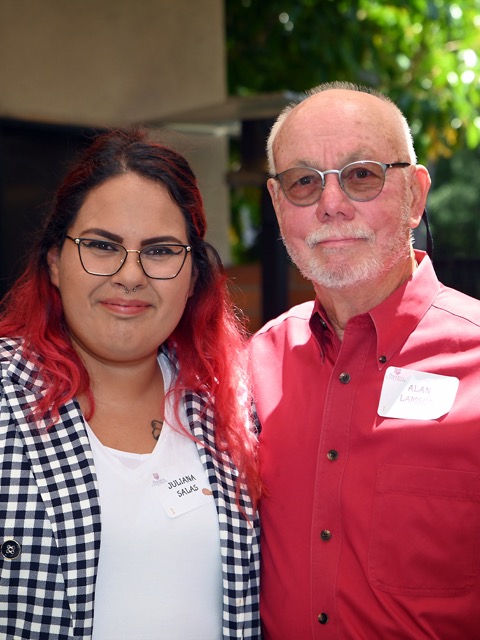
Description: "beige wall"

(0, 0), (226, 126)
(0, 0), (231, 261)
(160, 125), (232, 263)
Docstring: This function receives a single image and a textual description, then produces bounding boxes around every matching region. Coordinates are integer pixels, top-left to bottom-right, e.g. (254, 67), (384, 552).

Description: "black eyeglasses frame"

(64, 235), (192, 280)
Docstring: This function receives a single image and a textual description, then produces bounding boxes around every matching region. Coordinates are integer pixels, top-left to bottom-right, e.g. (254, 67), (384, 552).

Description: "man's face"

(268, 90), (427, 292)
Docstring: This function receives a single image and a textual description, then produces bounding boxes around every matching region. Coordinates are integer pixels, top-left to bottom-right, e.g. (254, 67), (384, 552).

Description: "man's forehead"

(274, 122), (386, 161)
(273, 93), (397, 163)
(287, 91), (389, 132)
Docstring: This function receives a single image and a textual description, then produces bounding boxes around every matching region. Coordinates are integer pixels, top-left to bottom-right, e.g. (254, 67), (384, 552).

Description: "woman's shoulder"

(0, 337), (39, 381)
(0, 336), (24, 360)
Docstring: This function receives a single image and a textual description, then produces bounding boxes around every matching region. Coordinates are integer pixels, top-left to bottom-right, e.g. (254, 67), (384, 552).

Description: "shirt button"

(378, 355), (387, 364)
(1, 539), (21, 560)
(320, 529), (332, 541)
(318, 612), (328, 624)
(339, 372), (350, 384)
(327, 449), (339, 461)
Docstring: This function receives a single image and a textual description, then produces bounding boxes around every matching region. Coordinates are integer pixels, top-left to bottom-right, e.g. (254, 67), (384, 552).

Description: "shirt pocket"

(368, 463), (480, 596)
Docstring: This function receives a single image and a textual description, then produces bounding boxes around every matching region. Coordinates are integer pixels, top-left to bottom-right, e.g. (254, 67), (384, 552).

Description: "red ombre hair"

(0, 128), (261, 505)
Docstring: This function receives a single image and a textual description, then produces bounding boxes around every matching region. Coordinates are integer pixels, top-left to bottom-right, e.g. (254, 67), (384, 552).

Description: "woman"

(0, 129), (261, 639)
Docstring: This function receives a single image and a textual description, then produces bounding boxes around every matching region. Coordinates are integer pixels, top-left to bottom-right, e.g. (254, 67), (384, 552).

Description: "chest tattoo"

(151, 419), (164, 441)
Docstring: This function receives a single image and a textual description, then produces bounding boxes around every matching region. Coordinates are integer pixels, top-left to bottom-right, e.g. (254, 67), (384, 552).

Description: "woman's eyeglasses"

(65, 236), (192, 280)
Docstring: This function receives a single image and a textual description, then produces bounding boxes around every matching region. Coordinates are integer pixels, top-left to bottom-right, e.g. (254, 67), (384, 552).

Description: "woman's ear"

(47, 247), (61, 288)
(188, 266), (197, 298)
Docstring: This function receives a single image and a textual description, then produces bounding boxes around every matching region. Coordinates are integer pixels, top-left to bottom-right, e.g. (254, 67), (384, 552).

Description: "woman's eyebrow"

(140, 235), (185, 246)
(78, 228), (122, 242)
(77, 229), (185, 246)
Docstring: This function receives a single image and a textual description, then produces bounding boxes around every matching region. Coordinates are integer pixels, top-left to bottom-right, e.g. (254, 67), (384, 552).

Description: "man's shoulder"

(252, 301), (315, 341)
(433, 284), (480, 327)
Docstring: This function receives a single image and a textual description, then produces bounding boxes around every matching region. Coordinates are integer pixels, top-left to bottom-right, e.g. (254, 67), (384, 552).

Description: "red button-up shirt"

(250, 251), (480, 639)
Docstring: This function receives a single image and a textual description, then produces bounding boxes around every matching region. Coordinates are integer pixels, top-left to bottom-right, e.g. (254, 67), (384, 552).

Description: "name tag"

(378, 367), (459, 420)
(152, 467), (214, 518)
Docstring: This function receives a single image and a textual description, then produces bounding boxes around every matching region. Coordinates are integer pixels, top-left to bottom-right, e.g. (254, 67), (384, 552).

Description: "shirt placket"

(310, 317), (374, 638)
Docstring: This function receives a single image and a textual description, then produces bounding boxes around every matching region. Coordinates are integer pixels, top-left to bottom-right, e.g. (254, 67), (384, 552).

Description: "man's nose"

(314, 173), (354, 220)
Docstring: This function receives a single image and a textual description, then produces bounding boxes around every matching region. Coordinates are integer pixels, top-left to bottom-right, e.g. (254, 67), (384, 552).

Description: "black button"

(339, 372), (350, 384)
(318, 612), (328, 624)
(320, 319), (328, 329)
(327, 449), (339, 461)
(378, 355), (387, 364)
(1, 539), (21, 560)
(320, 529), (332, 541)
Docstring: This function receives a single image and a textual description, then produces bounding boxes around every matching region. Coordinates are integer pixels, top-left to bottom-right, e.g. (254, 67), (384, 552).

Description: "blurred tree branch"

(226, 0), (480, 163)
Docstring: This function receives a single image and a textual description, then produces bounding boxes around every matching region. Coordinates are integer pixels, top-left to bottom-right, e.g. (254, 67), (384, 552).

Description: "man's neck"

(314, 253), (418, 341)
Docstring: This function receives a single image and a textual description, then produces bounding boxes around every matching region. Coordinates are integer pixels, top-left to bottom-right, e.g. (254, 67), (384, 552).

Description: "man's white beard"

(281, 217), (412, 290)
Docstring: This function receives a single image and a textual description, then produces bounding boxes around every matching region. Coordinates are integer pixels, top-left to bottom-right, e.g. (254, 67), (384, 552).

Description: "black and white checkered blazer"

(0, 338), (260, 639)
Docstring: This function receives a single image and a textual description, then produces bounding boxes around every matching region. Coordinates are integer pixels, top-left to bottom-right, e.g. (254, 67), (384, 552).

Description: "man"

(250, 81), (480, 639)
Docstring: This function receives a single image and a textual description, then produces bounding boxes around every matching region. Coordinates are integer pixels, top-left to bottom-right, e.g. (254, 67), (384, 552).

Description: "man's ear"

(47, 247), (61, 288)
(267, 177), (284, 230)
(267, 177), (279, 208)
(409, 164), (431, 230)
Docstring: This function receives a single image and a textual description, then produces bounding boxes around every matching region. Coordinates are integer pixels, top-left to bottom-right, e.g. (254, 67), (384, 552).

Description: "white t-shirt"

(87, 353), (223, 640)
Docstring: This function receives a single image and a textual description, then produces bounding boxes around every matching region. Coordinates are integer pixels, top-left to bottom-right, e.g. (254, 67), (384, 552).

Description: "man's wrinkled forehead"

(273, 91), (400, 166)
(286, 90), (391, 135)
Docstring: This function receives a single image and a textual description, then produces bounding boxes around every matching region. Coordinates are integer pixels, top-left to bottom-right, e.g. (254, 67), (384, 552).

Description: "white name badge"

(378, 367), (459, 420)
(151, 467), (215, 518)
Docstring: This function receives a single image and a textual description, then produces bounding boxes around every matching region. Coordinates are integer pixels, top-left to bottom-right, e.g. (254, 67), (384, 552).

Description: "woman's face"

(48, 172), (194, 368)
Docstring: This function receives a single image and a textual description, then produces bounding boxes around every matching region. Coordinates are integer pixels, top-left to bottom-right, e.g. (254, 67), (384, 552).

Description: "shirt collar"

(309, 250), (441, 368)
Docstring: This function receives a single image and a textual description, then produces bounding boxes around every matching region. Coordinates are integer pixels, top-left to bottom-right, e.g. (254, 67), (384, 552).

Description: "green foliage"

(230, 185), (262, 263)
(226, 0), (480, 163)
(428, 148), (480, 257)
(226, 0), (480, 264)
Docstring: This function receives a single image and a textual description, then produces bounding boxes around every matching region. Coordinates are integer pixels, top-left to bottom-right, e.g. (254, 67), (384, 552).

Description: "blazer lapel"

(3, 360), (100, 637)
(185, 390), (256, 634)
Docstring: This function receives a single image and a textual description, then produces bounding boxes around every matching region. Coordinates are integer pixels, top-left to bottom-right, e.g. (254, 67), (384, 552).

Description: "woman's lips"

(100, 298), (151, 316)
